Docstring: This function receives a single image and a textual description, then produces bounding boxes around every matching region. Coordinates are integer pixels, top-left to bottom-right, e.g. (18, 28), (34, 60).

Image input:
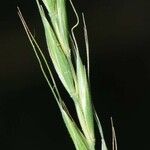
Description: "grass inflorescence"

(18, 0), (117, 150)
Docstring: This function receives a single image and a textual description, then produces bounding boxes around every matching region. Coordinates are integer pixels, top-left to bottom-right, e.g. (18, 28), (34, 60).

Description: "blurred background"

(0, 0), (150, 149)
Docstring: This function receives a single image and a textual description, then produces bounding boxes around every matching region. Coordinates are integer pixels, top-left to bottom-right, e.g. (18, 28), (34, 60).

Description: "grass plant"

(18, 0), (117, 149)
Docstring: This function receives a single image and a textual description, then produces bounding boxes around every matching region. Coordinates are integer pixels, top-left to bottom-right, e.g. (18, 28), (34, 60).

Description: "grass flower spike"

(18, 0), (112, 149)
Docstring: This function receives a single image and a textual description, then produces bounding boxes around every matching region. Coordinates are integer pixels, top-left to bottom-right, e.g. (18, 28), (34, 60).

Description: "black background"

(0, 0), (150, 149)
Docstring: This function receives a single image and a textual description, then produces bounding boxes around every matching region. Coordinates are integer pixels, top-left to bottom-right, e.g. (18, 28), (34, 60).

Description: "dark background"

(0, 0), (150, 149)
